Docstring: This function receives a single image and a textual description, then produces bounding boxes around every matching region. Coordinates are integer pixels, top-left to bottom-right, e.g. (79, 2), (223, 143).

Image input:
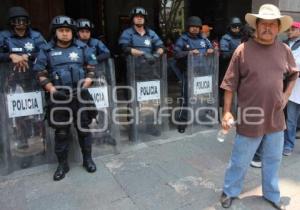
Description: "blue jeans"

(223, 131), (284, 204)
(284, 101), (300, 151)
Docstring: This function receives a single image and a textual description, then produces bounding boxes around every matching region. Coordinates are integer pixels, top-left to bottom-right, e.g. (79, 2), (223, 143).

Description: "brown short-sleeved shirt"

(221, 39), (299, 137)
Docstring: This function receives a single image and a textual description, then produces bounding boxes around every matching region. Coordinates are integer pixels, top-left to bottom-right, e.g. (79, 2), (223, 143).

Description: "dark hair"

(256, 18), (281, 26)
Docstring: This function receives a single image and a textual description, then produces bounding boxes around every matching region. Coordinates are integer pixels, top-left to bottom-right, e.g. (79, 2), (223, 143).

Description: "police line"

(5, 77), (215, 119)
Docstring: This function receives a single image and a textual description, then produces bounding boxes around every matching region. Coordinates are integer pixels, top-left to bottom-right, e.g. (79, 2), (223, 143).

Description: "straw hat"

(245, 4), (293, 33)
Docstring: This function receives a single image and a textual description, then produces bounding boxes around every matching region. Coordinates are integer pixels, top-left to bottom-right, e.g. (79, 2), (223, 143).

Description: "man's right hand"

(131, 48), (144, 57)
(222, 112), (235, 131)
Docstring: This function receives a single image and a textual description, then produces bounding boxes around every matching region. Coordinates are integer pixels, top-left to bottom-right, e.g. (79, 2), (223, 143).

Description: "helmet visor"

(133, 8), (147, 16)
(10, 17), (29, 26)
(231, 24), (241, 29)
(77, 20), (93, 29)
(54, 16), (76, 26)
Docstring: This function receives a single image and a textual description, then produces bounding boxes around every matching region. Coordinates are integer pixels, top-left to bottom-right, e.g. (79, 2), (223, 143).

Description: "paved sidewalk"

(0, 129), (299, 210)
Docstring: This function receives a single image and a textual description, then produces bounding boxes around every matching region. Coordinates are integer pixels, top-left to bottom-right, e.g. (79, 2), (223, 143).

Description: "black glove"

(52, 90), (68, 101)
(73, 88), (93, 103)
(80, 88), (93, 102)
(143, 53), (156, 65)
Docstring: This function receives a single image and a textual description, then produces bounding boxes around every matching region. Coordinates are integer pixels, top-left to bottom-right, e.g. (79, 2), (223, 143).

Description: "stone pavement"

(0, 129), (299, 210)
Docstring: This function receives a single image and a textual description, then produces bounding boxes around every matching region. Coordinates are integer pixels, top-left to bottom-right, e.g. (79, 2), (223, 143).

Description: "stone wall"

(253, 0), (300, 21)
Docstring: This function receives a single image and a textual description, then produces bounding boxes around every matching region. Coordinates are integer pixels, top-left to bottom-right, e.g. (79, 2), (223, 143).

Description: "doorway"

(64, 0), (105, 39)
(187, 0), (252, 39)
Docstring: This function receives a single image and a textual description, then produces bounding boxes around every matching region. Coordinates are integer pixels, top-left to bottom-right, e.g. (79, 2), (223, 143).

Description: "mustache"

(262, 30), (273, 35)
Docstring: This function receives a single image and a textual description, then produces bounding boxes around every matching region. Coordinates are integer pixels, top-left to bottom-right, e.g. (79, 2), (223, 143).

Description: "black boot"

(53, 153), (69, 181)
(82, 148), (97, 173)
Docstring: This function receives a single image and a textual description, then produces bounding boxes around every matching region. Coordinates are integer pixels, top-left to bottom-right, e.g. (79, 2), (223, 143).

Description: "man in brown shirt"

(219, 4), (298, 210)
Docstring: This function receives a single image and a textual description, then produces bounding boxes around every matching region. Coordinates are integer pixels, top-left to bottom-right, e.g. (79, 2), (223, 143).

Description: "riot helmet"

(50, 15), (77, 33)
(76, 18), (94, 31)
(50, 15), (76, 42)
(229, 17), (242, 28)
(187, 16), (202, 27)
(228, 17), (242, 36)
(130, 7), (148, 20)
(8, 6), (30, 26)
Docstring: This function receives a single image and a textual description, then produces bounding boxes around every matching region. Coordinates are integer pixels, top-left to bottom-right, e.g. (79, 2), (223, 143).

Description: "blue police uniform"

(119, 26), (164, 81)
(119, 27), (164, 54)
(219, 33), (241, 107)
(220, 33), (241, 60)
(174, 32), (212, 58)
(34, 39), (96, 87)
(85, 38), (112, 82)
(33, 39), (97, 156)
(0, 29), (47, 88)
(86, 38), (110, 62)
(174, 32), (213, 130)
(0, 29), (46, 62)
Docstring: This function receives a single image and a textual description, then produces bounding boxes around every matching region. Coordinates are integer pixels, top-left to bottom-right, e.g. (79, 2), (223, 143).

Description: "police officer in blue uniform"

(119, 7), (164, 138)
(174, 16), (214, 133)
(219, 17), (242, 106)
(77, 18), (110, 64)
(77, 18), (116, 145)
(33, 16), (98, 181)
(0, 6), (47, 168)
(220, 17), (242, 61)
(119, 7), (164, 61)
(0, 7), (46, 72)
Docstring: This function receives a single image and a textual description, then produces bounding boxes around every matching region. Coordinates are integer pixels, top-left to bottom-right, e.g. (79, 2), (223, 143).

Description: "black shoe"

(83, 158), (97, 173)
(220, 192), (234, 208)
(177, 125), (186, 133)
(53, 163), (69, 181)
(264, 198), (286, 210)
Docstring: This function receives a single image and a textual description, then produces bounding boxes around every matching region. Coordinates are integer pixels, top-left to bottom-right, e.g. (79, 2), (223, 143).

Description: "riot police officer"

(77, 18), (117, 145)
(220, 17), (242, 60)
(77, 18), (110, 63)
(174, 16), (214, 133)
(0, 6), (46, 70)
(119, 7), (165, 139)
(33, 16), (98, 181)
(0, 6), (47, 168)
(219, 17), (243, 100)
(119, 6), (164, 60)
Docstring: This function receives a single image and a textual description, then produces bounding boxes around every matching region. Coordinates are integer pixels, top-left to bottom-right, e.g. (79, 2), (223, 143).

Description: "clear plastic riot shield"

(186, 52), (219, 134)
(0, 64), (50, 173)
(88, 58), (120, 154)
(127, 55), (169, 142)
(0, 63), (8, 174)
